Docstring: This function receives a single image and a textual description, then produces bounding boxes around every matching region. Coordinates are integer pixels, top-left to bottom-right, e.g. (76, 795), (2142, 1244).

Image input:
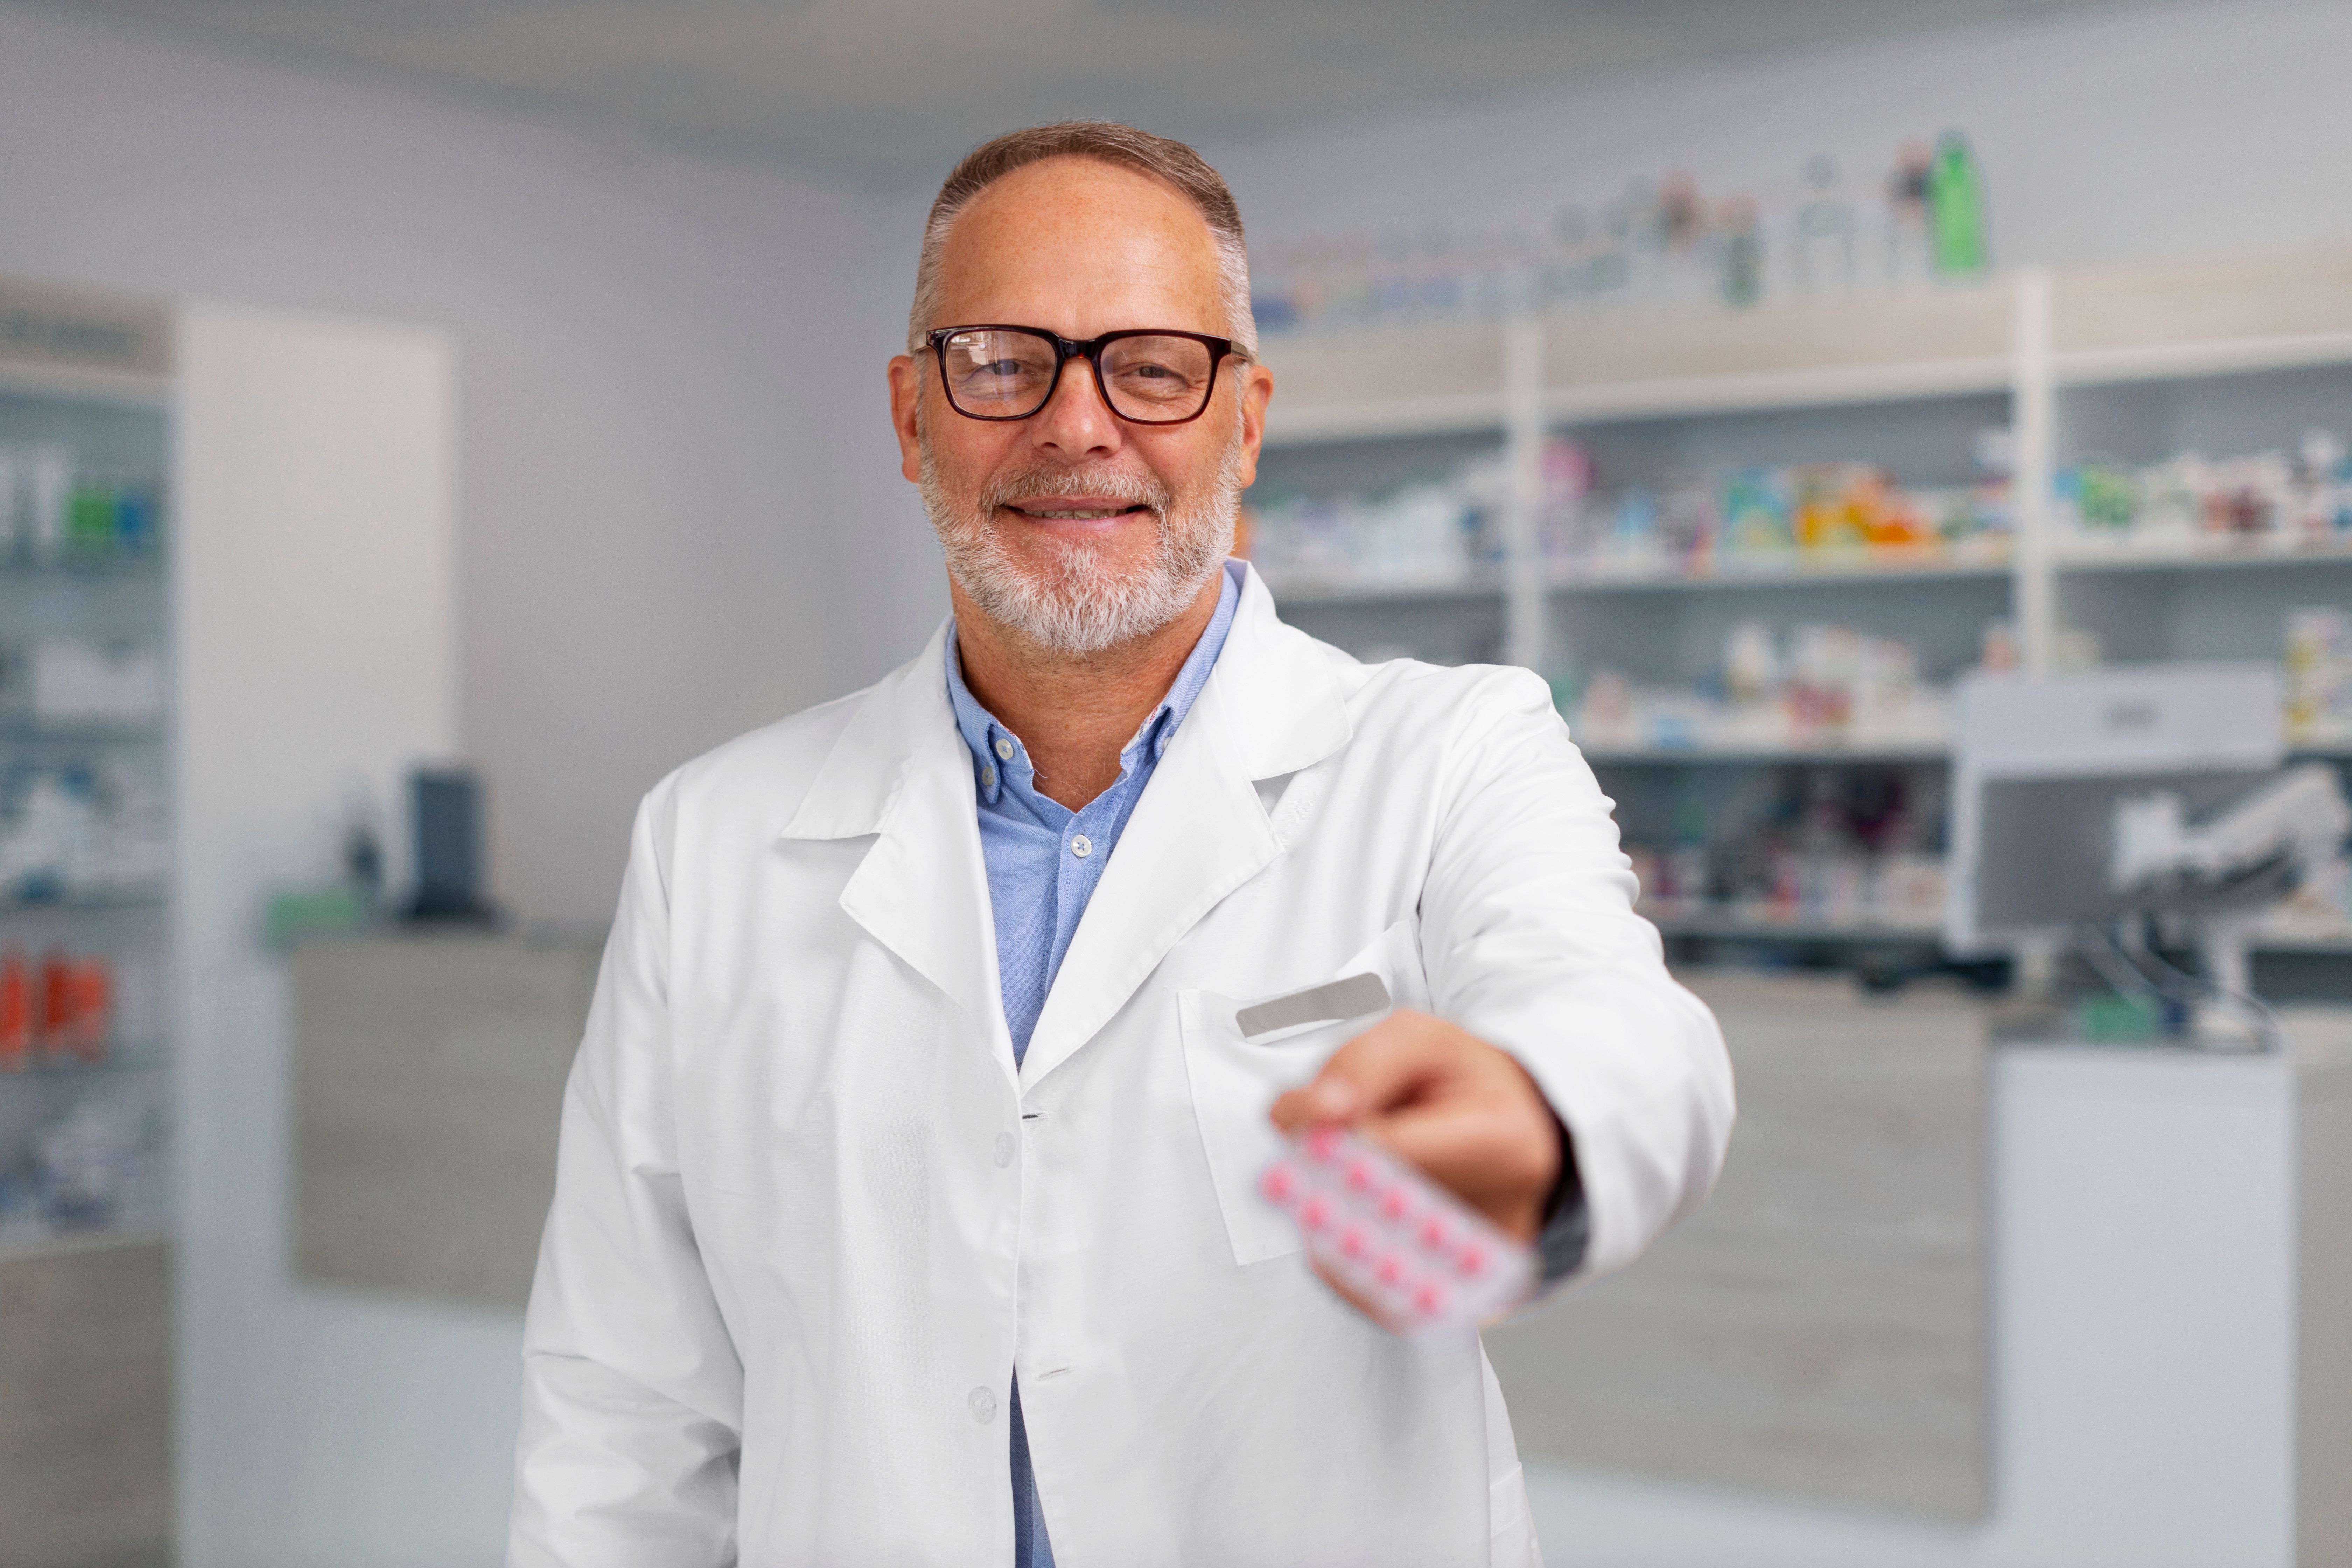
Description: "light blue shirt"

(945, 559), (1242, 1568)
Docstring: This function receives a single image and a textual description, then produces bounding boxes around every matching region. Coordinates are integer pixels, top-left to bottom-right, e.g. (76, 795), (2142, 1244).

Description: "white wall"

(0, 1), (942, 929)
(174, 304), (478, 1566)
(1207, 0), (2352, 289)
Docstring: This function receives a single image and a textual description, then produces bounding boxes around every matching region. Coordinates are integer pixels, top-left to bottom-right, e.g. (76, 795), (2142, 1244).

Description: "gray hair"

(906, 121), (1257, 360)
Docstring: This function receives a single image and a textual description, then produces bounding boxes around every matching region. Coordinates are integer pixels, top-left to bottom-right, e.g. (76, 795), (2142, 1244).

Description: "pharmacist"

(509, 122), (1733, 1568)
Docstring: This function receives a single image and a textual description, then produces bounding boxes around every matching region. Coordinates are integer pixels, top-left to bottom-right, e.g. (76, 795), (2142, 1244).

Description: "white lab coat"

(510, 565), (1733, 1568)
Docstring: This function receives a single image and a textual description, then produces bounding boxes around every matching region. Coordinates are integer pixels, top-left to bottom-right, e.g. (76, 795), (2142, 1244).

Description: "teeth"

(1029, 508), (1128, 519)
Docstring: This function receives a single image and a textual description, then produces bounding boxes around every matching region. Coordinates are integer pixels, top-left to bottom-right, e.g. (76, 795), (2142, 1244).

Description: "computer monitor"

(1944, 663), (2284, 951)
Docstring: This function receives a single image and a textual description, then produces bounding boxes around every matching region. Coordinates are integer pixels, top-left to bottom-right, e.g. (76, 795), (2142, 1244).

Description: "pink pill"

(1260, 1164), (1295, 1202)
(1306, 1127), (1342, 1162)
(1457, 1244), (1488, 1277)
(1379, 1188), (1412, 1220)
(1420, 1217), (1450, 1250)
(1345, 1159), (1376, 1191)
(1415, 1282), (1447, 1315)
(1301, 1196), (1331, 1230)
(1339, 1225), (1368, 1259)
(1376, 1253), (1408, 1286)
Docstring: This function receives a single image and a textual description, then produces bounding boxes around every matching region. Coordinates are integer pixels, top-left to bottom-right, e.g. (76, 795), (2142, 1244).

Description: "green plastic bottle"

(1927, 131), (1989, 280)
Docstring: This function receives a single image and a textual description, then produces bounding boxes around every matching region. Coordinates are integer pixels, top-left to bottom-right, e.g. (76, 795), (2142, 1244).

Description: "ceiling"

(45, 0), (2135, 185)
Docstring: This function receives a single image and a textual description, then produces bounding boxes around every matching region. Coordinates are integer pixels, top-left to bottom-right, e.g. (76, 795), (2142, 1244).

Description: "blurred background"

(2, 0), (2350, 1563)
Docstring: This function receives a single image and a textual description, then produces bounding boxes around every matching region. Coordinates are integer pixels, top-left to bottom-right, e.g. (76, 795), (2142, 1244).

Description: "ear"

(887, 354), (923, 484)
(1232, 359), (1274, 491)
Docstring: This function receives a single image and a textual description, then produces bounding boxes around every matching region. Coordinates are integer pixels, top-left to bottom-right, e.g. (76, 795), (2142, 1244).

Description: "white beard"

(920, 423), (1242, 656)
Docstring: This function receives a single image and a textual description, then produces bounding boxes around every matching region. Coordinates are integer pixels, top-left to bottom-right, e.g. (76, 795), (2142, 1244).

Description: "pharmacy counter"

(1486, 972), (2352, 1568)
(290, 931), (598, 1309)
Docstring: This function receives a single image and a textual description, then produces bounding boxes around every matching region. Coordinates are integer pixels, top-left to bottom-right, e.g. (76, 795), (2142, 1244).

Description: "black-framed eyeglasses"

(925, 325), (1240, 425)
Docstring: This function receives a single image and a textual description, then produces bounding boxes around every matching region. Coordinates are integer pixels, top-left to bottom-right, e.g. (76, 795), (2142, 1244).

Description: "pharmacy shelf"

(2053, 539), (2352, 575)
(1261, 286), (2018, 447)
(1584, 743), (1951, 766)
(0, 557), (166, 580)
(1261, 391), (1509, 447)
(2054, 329), (2352, 390)
(0, 718), (167, 743)
(1649, 910), (1945, 943)
(1546, 356), (2010, 426)
(2052, 252), (2352, 385)
(1586, 733), (2339, 769)
(0, 359), (169, 411)
(0, 1224), (171, 1267)
(1264, 575), (1505, 607)
(1548, 555), (2010, 595)
(0, 1056), (166, 1084)
(0, 890), (168, 915)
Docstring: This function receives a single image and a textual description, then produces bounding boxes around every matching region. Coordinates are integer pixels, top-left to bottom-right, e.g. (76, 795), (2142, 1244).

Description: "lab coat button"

(993, 1132), (1015, 1167)
(969, 1386), (997, 1423)
(1070, 834), (1093, 859)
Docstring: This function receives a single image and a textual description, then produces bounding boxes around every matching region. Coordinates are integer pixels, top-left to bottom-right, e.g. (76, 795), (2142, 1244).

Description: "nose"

(1028, 351), (1124, 461)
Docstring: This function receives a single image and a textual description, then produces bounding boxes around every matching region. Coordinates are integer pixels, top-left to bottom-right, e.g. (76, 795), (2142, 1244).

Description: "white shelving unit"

(0, 275), (177, 1261)
(1254, 248), (2352, 962)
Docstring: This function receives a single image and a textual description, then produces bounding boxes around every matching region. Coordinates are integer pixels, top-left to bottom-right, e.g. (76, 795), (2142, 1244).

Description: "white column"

(2008, 267), (2058, 677)
(1502, 314), (1546, 671)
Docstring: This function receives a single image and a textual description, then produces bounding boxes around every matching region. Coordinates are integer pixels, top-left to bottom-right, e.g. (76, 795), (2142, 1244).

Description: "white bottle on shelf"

(27, 447), (71, 564)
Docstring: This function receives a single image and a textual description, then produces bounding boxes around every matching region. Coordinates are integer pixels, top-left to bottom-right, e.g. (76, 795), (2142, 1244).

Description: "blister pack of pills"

(1258, 1125), (1537, 1334)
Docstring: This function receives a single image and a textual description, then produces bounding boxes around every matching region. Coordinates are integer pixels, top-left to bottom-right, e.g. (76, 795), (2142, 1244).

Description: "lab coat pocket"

(1178, 916), (1430, 1267)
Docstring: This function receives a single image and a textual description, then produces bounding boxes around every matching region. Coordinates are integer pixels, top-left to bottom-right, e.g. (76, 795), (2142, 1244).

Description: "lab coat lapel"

(778, 622), (1016, 1086)
(1018, 569), (1353, 1088)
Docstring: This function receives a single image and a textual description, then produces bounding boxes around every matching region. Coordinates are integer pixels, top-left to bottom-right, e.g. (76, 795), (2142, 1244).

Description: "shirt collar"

(945, 558), (1244, 806)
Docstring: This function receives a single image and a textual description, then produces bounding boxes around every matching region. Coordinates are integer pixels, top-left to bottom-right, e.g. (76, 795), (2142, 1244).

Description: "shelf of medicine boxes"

(1259, 276), (2025, 645)
(1261, 247), (2352, 614)
(2047, 248), (2352, 577)
(1257, 249), (2352, 958)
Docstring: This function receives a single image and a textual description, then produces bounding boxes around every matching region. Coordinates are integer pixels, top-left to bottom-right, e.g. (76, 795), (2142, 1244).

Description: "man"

(511, 122), (1732, 1567)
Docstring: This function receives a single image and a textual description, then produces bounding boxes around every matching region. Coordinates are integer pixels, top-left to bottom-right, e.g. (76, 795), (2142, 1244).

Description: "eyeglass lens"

(938, 330), (1217, 422)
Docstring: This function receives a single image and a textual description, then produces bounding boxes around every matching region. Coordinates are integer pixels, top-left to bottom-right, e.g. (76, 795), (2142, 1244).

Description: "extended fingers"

(1269, 1010), (1451, 1133)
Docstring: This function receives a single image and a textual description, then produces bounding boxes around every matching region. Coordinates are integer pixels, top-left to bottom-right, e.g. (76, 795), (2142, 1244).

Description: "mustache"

(977, 463), (1174, 516)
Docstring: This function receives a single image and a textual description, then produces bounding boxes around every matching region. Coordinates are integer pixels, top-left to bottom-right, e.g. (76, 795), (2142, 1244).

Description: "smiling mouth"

(1007, 504), (1152, 520)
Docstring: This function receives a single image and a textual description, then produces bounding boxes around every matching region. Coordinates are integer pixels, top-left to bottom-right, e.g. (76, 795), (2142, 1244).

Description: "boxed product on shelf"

(0, 1083), (168, 1238)
(1545, 437), (2011, 581)
(21, 638), (167, 723)
(2286, 607), (2352, 748)
(1246, 449), (1507, 587)
(0, 445), (162, 562)
(0, 761), (168, 901)
(1568, 620), (1959, 754)
(2056, 431), (2352, 559)
(0, 946), (115, 1071)
(1626, 841), (1949, 932)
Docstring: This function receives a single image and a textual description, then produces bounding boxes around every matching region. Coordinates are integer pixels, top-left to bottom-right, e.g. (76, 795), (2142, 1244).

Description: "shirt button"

(969, 1386), (997, 1423)
(980, 765), (996, 790)
(1070, 834), (1093, 859)
(993, 1131), (1015, 1167)
(994, 737), (1014, 762)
